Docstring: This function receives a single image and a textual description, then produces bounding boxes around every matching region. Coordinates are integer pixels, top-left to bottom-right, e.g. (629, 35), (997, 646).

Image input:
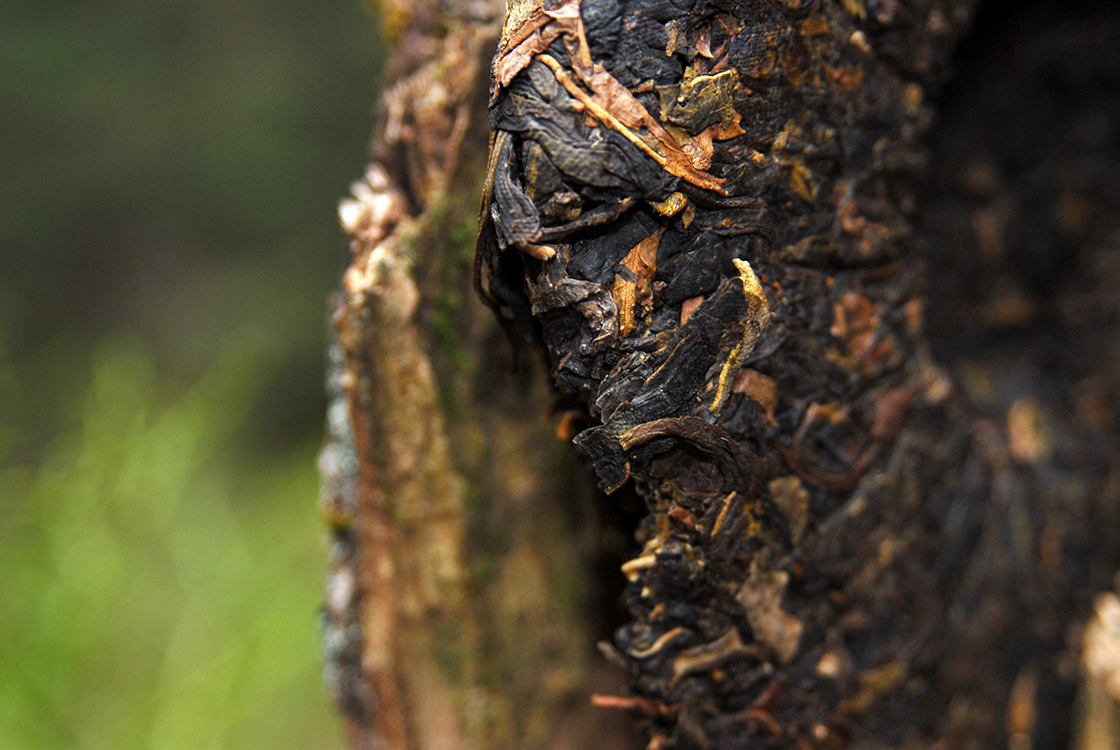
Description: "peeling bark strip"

(476, 1), (1120, 749)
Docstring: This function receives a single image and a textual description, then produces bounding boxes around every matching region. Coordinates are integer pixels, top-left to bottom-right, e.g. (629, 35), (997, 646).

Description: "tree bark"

(323, 2), (1120, 749)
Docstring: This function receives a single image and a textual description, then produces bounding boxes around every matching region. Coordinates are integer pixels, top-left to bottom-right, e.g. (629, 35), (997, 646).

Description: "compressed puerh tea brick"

(475, 1), (1120, 748)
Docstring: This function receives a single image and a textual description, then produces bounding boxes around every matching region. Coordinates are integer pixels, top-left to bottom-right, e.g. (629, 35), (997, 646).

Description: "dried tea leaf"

(494, 0), (572, 93)
(659, 69), (742, 136)
(768, 476), (809, 543)
(736, 560), (804, 664)
(732, 368), (778, 425)
(671, 628), (765, 685)
(612, 228), (663, 336)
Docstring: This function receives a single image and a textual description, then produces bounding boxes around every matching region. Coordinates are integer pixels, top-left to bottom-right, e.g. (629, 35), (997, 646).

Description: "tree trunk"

(323, 2), (1120, 749)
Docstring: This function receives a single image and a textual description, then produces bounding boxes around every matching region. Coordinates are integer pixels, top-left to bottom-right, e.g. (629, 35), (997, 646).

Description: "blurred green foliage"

(0, 0), (385, 747)
(0, 332), (343, 749)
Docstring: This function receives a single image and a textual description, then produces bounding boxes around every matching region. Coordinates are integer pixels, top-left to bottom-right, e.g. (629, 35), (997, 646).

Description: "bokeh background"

(0, 1), (385, 747)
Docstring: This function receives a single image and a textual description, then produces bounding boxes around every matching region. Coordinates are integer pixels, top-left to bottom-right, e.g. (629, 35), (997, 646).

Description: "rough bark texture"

(324, 1), (1120, 749)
